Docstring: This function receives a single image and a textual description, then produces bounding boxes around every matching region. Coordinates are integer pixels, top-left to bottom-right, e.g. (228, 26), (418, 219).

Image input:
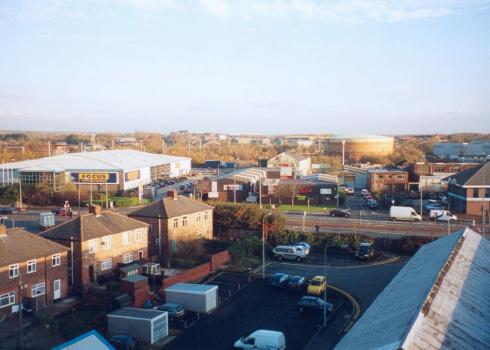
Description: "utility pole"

(262, 212), (273, 278)
(259, 177), (263, 209)
(342, 140), (345, 166)
(323, 231), (328, 328)
(233, 163), (236, 204)
(18, 272), (24, 350)
(48, 141), (51, 157)
(162, 139), (165, 155)
(188, 138), (191, 156)
(420, 185), (423, 217)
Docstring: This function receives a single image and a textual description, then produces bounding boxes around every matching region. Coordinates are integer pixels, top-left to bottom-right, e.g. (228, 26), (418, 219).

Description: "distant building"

(335, 228), (490, 350)
(267, 151), (312, 178)
(433, 141), (490, 159)
(1, 149), (191, 192)
(447, 161), (490, 216)
(129, 192), (214, 259)
(0, 226), (68, 319)
(367, 168), (408, 194)
(40, 206), (148, 292)
(409, 161), (480, 182)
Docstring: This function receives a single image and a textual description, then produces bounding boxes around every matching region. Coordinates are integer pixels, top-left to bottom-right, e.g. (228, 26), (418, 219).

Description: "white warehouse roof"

(3, 150), (190, 172)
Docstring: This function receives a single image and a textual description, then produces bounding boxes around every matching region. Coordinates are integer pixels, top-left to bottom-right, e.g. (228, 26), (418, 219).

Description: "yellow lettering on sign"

(79, 173), (109, 181)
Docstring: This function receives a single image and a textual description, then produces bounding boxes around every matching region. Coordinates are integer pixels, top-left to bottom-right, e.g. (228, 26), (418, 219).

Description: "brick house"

(408, 162), (480, 182)
(447, 161), (490, 216)
(129, 191), (214, 261)
(40, 206), (148, 293)
(368, 168), (409, 194)
(0, 226), (68, 319)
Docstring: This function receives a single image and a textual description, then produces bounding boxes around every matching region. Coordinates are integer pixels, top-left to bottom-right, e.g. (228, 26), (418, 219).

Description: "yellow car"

(307, 276), (327, 295)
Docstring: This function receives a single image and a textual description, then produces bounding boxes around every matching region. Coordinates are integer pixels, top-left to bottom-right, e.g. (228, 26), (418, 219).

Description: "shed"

(107, 308), (168, 344)
(165, 283), (218, 313)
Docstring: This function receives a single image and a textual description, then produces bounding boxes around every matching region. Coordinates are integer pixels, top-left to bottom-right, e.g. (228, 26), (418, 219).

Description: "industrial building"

(433, 141), (490, 159)
(0, 150), (191, 192)
(324, 135), (394, 162)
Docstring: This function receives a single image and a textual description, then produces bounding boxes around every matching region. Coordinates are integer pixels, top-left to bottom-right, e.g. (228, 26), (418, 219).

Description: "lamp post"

(262, 212), (273, 278)
(323, 231), (328, 328)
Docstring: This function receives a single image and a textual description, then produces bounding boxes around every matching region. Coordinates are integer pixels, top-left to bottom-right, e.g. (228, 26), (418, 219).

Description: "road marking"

(328, 284), (361, 332)
(267, 256), (401, 270)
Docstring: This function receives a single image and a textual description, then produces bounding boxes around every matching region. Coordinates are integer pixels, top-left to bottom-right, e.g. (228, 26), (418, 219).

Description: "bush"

(227, 235), (264, 272)
(214, 203), (285, 234)
(169, 239), (209, 268)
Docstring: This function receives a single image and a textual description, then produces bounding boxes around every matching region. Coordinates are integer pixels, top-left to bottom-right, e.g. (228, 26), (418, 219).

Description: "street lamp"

(323, 231), (328, 328)
(262, 212), (273, 278)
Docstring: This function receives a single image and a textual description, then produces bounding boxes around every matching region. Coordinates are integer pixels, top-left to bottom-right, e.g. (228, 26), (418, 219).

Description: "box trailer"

(107, 308), (168, 344)
(165, 283), (218, 313)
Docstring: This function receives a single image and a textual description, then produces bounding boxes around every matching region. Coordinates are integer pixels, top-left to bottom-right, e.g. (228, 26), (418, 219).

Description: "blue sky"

(0, 0), (489, 135)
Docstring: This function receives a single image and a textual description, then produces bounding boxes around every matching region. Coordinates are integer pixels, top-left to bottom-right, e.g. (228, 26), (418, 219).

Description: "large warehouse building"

(0, 150), (191, 192)
(324, 134), (394, 162)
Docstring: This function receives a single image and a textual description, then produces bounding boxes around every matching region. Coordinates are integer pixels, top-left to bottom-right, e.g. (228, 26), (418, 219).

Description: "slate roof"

(129, 196), (214, 219)
(40, 211), (147, 242)
(335, 228), (490, 350)
(52, 330), (115, 350)
(0, 227), (68, 266)
(448, 161), (489, 186)
(281, 151), (307, 162)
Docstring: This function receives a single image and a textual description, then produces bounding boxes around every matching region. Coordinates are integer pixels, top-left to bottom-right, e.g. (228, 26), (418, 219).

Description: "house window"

(135, 229), (143, 242)
(396, 175), (404, 179)
(123, 253), (133, 264)
(101, 259), (112, 271)
(473, 188), (480, 198)
(182, 217), (187, 227)
(27, 260), (36, 274)
(173, 218), (178, 229)
(0, 292), (15, 308)
(138, 250), (144, 260)
(31, 283), (45, 297)
(377, 175), (384, 179)
(52, 254), (61, 267)
(88, 239), (98, 253)
(204, 212), (209, 221)
(123, 232), (130, 245)
(102, 236), (112, 250)
(196, 214), (201, 223)
(9, 264), (19, 279)
(485, 188), (490, 198)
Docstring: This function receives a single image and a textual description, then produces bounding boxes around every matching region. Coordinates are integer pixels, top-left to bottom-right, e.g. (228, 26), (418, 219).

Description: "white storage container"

(165, 283), (218, 313)
(107, 308), (168, 344)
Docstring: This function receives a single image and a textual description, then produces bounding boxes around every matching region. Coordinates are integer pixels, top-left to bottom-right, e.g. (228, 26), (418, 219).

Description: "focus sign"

(70, 172), (118, 184)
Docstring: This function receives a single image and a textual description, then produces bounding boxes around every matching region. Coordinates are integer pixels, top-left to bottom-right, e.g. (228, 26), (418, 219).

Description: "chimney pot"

(167, 190), (178, 200)
(88, 205), (102, 216)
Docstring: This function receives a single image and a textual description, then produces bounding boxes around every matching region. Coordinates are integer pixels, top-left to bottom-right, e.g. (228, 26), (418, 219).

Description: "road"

(285, 193), (469, 238)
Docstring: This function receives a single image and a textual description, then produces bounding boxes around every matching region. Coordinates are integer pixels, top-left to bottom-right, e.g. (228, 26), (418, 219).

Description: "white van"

(430, 210), (457, 222)
(234, 330), (286, 350)
(273, 245), (306, 262)
(390, 206), (422, 222)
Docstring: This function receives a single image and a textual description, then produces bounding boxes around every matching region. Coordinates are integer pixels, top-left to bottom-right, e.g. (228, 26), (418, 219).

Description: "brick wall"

(160, 250), (231, 292)
(79, 227), (148, 291)
(0, 252), (68, 319)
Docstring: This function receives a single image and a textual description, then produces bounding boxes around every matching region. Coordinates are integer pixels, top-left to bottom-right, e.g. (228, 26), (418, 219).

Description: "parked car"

(429, 210), (457, 222)
(425, 203), (445, 211)
(355, 242), (375, 260)
(345, 187), (354, 195)
(154, 303), (185, 318)
(361, 189), (369, 195)
(366, 199), (378, 210)
(389, 206), (422, 222)
(329, 209), (350, 217)
(287, 276), (308, 292)
(307, 276), (327, 295)
(109, 335), (137, 350)
(234, 330), (286, 350)
(298, 296), (333, 313)
(272, 245), (306, 262)
(295, 242), (311, 255)
(0, 207), (17, 214)
(269, 273), (290, 288)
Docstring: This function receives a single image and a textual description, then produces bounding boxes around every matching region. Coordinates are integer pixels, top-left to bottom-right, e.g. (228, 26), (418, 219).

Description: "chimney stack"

(167, 190), (178, 200)
(88, 205), (102, 217)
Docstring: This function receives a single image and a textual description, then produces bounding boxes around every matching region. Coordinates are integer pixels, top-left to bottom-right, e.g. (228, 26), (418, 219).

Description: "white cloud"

(198, 0), (233, 17)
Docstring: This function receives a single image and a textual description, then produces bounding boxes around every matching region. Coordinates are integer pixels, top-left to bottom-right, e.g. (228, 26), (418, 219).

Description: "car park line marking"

(328, 285), (361, 333)
(251, 261), (272, 274)
(272, 256), (400, 270)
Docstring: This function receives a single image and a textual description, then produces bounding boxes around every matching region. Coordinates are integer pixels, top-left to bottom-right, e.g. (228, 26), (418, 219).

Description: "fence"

(161, 250), (231, 291)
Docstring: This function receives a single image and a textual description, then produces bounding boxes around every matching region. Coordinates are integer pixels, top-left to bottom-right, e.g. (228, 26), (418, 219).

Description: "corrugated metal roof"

(3, 149), (190, 172)
(108, 307), (165, 320)
(165, 283), (218, 295)
(335, 228), (490, 350)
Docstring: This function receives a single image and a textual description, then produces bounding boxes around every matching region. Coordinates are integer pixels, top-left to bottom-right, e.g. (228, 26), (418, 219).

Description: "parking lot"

(163, 272), (351, 350)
